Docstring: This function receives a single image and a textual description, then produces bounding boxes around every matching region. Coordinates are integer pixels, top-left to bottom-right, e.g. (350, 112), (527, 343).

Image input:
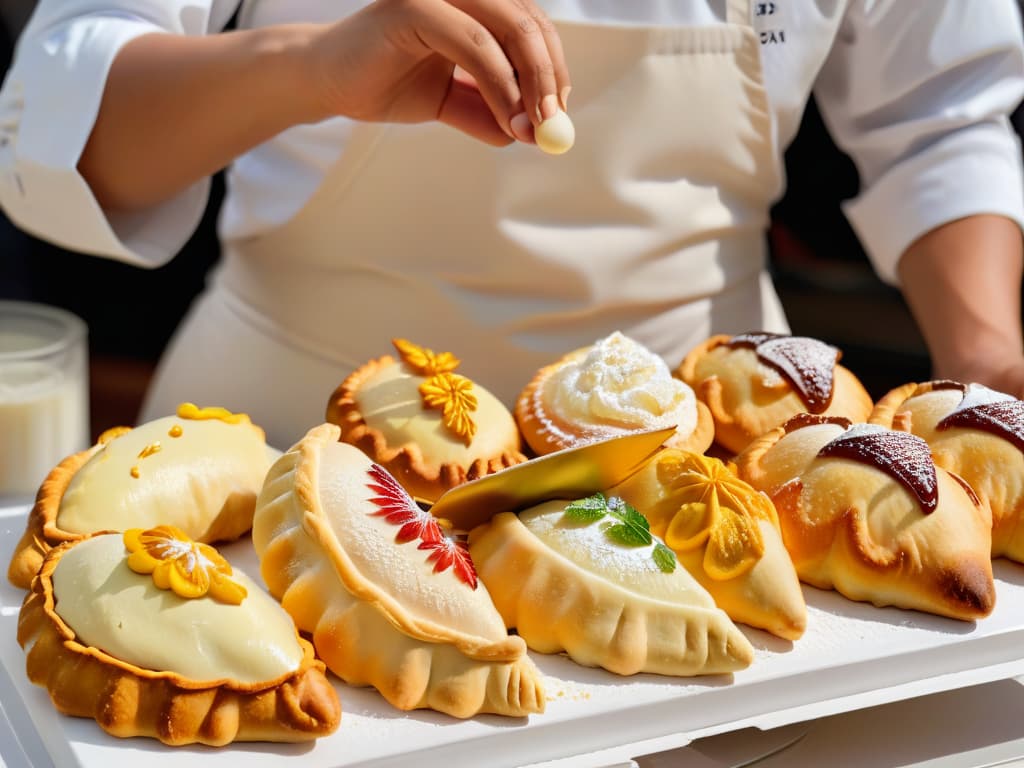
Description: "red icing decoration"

(817, 427), (938, 514)
(418, 538), (479, 589)
(367, 463), (478, 588)
(367, 463), (442, 544)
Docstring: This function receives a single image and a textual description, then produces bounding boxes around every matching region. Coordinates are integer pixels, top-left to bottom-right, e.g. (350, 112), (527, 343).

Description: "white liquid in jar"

(0, 337), (89, 501)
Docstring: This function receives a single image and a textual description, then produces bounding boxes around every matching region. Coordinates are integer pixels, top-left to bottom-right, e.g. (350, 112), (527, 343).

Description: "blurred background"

(0, 3), (1021, 440)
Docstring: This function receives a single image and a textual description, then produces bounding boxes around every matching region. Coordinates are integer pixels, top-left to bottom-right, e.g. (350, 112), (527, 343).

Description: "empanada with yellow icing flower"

(253, 423), (544, 719)
(468, 496), (754, 676)
(326, 338), (526, 503)
(871, 380), (1024, 562)
(735, 415), (995, 621)
(678, 332), (873, 455)
(608, 450), (806, 640)
(516, 331), (714, 457)
(8, 403), (278, 589)
(17, 530), (340, 745)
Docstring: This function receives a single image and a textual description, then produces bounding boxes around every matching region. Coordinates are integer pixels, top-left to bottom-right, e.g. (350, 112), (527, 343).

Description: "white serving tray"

(3, 501), (1024, 768)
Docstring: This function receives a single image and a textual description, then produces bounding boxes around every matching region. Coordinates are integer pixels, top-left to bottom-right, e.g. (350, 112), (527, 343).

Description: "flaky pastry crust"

(735, 419), (995, 621)
(326, 355), (526, 502)
(871, 381), (1024, 561)
(678, 335), (873, 455)
(253, 424), (544, 719)
(469, 508), (754, 676)
(17, 540), (340, 745)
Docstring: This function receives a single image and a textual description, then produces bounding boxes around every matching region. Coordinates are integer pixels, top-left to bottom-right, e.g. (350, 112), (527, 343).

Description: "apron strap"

(725, 0), (753, 27)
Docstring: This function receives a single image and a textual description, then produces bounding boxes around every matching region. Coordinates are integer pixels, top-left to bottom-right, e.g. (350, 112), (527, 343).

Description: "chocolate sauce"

(817, 425), (938, 514)
(727, 332), (840, 413)
(938, 400), (1024, 453)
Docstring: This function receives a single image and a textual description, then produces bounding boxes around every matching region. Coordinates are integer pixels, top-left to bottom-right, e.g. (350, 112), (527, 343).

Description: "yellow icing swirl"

(176, 402), (251, 425)
(392, 338), (478, 442)
(123, 526), (247, 605)
(647, 454), (774, 581)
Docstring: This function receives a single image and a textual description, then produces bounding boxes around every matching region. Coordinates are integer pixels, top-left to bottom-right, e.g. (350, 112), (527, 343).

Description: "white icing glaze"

(356, 361), (519, 463)
(51, 534), (304, 685)
(316, 442), (511, 641)
(544, 332), (698, 439)
(57, 415), (272, 535)
(518, 500), (716, 605)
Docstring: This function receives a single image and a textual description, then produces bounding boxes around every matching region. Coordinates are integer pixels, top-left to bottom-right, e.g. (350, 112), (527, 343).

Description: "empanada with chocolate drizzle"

(678, 333), (873, 455)
(872, 380), (1024, 561)
(735, 415), (995, 621)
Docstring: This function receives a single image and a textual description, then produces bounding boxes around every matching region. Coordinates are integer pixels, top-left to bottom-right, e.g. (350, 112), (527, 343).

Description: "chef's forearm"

(896, 213), (1024, 387)
(78, 25), (325, 213)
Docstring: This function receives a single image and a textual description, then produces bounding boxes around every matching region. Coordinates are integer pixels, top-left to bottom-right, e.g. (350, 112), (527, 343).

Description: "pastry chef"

(1, 0), (1023, 450)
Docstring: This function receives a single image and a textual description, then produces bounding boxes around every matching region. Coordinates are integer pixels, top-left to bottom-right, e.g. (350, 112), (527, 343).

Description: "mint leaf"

(606, 522), (652, 547)
(564, 493), (609, 523)
(652, 542), (677, 573)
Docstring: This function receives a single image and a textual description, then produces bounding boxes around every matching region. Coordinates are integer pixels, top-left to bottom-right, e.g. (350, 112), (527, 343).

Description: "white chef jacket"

(0, 1), (1022, 285)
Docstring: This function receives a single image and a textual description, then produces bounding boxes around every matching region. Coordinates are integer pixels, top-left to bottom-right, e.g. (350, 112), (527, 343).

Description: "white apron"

(143, 0), (789, 450)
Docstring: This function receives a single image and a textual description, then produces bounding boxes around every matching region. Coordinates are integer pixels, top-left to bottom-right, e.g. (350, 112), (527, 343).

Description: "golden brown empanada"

(872, 380), (1024, 561)
(8, 403), (277, 589)
(609, 449), (806, 640)
(678, 332), (873, 455)
(18, 530), (340, 745)
(468, 496), (754, 676)
(515, 331), (714, 456)
(253, 423), (544, 719)
(326, 338), (526, 503)
(735, 415), (995, 621)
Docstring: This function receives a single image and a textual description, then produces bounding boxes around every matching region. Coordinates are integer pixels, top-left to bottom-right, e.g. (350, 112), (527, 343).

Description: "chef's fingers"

(444, 0), (569, 126)
(398, 0), (527, 138)
(439, 68), (516, 146)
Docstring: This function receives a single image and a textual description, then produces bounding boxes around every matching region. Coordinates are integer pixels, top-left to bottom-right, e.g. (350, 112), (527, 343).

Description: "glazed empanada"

(253, 423), (544, 719)
(609, 449), (806, 641)
(326, 338), (526, 503)
(678, 332), (873, 455)
(468, 496), (754, 676)
(8, 403), (277, 589)
(735, 415), (995, 621)
(871, 380), (1024, 562)
(18, 530), (340, 745)
(515, 331), (715, 456)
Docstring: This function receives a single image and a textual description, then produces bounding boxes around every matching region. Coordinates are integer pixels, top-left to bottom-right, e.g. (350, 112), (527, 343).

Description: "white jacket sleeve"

(814, 0), (1024, 285)
(0, 1), (238, 267)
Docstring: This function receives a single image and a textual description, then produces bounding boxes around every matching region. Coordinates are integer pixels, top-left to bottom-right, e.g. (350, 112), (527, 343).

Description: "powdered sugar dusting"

(818, 424), (938, 513)
(756, 337), (839, 412)
(938, 384), (1024, 453)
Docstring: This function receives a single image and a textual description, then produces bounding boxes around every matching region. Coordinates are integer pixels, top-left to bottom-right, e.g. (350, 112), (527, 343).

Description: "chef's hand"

(309, 0), (571, 146)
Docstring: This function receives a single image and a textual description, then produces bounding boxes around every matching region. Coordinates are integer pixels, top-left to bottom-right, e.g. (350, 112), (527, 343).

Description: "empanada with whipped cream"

(609, 449), (806, 640)
(516, 331), (714, 457)
(326, 338), (526, 503)
(678, 332), (873, 455)
(468, 495), (754, 676)
(872, 380), (1024, 561)
(253, 424), (544, 719)
(18, 530), (339, 745)
(735, 415), (995, 621)
(8, 403), (277, 589)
